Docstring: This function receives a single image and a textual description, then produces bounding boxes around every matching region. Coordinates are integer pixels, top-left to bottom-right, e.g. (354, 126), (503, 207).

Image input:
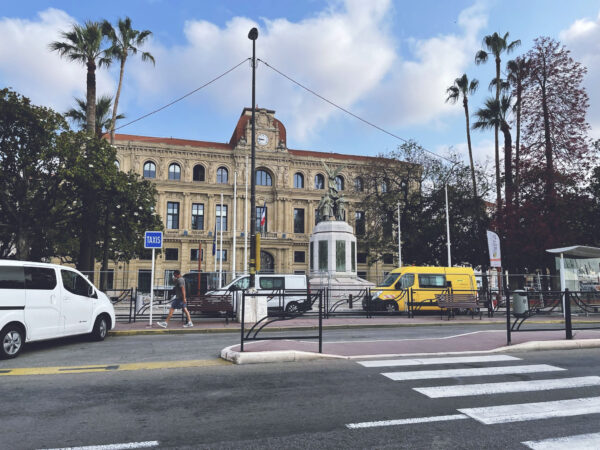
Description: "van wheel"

(285, 302), (300, 314)
(91, 316), (109, 341)
(384, 301), (398, 312)
(1, 324), (24, 359)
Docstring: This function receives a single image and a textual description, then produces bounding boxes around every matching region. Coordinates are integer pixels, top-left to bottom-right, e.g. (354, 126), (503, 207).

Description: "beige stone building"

(110, 107), (398, 291)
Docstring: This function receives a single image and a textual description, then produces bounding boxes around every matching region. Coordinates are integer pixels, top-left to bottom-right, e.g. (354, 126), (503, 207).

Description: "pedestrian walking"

(157, 270), (193, 328)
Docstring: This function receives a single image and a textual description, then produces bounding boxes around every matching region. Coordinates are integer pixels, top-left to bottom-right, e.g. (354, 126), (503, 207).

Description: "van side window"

(61, 270), (92, 297)
(24, 267), (57, 290)
(0, 266), (25, 289)
(418, 274), (446, 288)
(234, 277), (250, 290)
(259, 277), (284, 290)
(398, 274), (414, 289)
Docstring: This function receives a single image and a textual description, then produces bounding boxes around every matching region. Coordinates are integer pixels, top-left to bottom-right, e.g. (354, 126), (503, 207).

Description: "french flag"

(260, 202), (267, 230)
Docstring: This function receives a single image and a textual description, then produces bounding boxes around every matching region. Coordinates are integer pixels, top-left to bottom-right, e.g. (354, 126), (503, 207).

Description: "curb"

(219, 339), (600, 365)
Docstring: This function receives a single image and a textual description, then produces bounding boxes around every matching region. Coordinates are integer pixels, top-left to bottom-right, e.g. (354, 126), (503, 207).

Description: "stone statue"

(317, 162), (346, 222)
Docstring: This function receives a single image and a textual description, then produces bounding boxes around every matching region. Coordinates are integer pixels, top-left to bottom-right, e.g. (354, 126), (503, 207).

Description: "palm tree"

(103, 17), (155, 143)
(65, 95), (125, 137)
(446, 74), (479, 199)
(49, 21), (112, 137)
(472, 96), (514, 208)
(506, 57), (529, 206)
(475, 32), (521, 208)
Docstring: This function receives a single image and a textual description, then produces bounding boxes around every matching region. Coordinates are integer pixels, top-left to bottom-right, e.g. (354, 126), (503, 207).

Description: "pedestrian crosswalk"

(350, 353), (600, 446)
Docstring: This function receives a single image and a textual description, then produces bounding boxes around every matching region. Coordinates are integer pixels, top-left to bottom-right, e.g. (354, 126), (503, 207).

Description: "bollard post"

(318, 290), (323, 353)
(506, 288), (511, 346)
(348, 294), (353, 309)
(565, 289), (573, 340)
(240, 292), (245, 352)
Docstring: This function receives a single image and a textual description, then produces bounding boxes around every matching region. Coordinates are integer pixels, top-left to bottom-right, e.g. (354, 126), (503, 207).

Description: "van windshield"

(229, 277), (250, 290)
(380, 273), (400, 287)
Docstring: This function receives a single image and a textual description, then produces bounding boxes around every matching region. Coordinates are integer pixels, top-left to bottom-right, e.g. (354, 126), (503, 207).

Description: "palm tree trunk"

(495, 57), (502, 210)
(541, 84), (554, 211)
(463, 98), (478, 199)
(86, 60), (97, 137)
(501, 122), (513, 207)
(514, 87), (521, 206)
(110, 57), (126, 144)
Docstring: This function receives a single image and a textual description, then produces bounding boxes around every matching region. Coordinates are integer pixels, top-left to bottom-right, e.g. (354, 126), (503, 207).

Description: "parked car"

(0, 260), (116, 359)
(206, 274), (309, 313)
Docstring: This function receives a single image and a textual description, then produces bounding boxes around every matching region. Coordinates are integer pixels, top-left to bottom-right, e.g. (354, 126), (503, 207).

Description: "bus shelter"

(546, 245), (600, 292)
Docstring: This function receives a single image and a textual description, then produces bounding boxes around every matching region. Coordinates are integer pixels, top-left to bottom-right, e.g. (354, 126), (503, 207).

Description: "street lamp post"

(248, 27), (258, 288)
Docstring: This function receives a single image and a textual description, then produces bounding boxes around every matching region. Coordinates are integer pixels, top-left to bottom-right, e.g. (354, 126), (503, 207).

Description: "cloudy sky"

(1, 0), (599, 166)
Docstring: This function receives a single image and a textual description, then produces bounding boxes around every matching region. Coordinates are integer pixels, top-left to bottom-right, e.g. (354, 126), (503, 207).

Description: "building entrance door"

(260, 251), (275, 273)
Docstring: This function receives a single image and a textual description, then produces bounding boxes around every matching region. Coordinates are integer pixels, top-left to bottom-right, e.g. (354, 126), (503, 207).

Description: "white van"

(206, 274), (309, 313)
(0, 260), (116, 359)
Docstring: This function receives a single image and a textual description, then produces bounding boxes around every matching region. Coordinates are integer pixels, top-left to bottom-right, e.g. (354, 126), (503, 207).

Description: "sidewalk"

(110, 314), (600, 364)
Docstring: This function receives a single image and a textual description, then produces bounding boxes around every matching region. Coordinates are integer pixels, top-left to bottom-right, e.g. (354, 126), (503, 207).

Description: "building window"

(164, 269), (176, 287)
(358, 271), (367, 280)
(354, 177), (364, 192)
(310, 241), (314, 271)
(294, 251), (305, 263)
(355, 211), (365, 235)
(315, 174), (325, 189)
(168, 163), (181, 181)
(335, 175), (344, 191)
(216, 205), (228, 231)
(216, 250), (228, 261)
(315, 208), (319, 225)
(193, 165), (205, 181)
(217, 167), (228, 184)
(256, 205), (267, 232)
(294, 208), (305, 234)
(294, 173), (304, 188)
(167, 202), (179, 229)
(165, 248), (179, 261)
(190, 248), (204, 261)
(191, 203), (204, 230)
(138, 269), (151, 292)
(256, 169), (272, 186)
(357, 252), (367, 264)
(383, 253), (394, 264)
(143, 161), (156, 178)
(380, 180), (388, 193)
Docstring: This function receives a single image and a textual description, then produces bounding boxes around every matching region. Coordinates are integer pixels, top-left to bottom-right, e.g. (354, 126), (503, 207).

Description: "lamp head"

(248, 27), (258, 41)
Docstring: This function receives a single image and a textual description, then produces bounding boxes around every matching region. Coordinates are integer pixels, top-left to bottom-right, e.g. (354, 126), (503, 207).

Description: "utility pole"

(248, 27), (258, 288)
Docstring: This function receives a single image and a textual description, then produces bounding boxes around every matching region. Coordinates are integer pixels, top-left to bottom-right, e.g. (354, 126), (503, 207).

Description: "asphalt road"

(1, 331), (600, 449)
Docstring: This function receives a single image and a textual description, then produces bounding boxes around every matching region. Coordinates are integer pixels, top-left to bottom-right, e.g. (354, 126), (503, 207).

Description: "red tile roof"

(113, 134), (233, 150)
(288, 149), (375, 162)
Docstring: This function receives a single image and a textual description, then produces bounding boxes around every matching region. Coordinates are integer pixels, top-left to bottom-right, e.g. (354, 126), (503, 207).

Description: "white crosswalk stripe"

(358, 354), (520, 368)
(382, 364), (565, 381)
(522, 432), (600, 449)
(459, 396), (600, 424)
(414, 376), (600, 398)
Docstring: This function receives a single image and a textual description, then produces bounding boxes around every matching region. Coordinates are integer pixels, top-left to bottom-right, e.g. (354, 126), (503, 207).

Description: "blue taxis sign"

(144, 231), (163, 249)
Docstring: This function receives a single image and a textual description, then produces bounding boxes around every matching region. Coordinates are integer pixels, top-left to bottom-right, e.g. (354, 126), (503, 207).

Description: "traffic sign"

(144, 231), (163, 249)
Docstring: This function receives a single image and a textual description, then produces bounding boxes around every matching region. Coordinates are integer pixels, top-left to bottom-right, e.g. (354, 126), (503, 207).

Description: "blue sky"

(1, 0), (600, 167)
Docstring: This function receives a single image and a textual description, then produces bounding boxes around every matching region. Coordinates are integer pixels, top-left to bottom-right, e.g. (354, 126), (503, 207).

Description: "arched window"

(256, 169), (272, 186)
(217, 167), (228, 184)
(168, 163), (181, 181)
(193, 164), (205, 182)
(381, 180), (388, 193)
(143, 161), (156, 178)
(354, 177), (363, 192)
(335, 175), (344, 191)
(294, 173), (304, 189)
(315, 174), (325, 189)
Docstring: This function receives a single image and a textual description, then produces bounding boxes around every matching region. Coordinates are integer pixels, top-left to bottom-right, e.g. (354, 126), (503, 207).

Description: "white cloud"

(0, 8), (114, 115)
(560, 11), (600, 138)
(448, 137), (494, 168)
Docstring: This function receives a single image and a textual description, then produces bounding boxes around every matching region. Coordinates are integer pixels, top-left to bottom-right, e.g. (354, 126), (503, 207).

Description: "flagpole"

(232, 171), (237, 280)
(244, 155), (248, 274)
(219, 192), (224, 288)
(213, 221), (217, 273)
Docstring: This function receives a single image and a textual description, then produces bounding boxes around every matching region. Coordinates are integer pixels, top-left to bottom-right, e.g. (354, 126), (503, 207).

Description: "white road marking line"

(523, 432), (600, 449)
(42, 441), (159, 450)
(346, 414), (468, 429)
(331, 329), (503, 345)
(382, 364), (565, 381)
(358, 355), (520, 368)
(459, 396), (600, 424)
(414, 376), (600, 398)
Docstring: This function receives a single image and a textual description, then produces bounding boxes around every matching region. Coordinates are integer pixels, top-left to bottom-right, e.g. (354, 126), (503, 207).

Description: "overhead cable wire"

(258, 58), (455, 165)
(114, 58), (251, 132)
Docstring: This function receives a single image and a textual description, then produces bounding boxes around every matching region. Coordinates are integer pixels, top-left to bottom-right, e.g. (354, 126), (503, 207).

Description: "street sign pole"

(150, 248), (155, 326)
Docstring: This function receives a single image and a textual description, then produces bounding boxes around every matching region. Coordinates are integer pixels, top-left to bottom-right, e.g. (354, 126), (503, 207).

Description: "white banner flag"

(487, 230), (502, 267)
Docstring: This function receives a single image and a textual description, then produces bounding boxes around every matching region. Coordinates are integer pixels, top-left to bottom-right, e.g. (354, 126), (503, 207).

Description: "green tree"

(506, 57), (528, 206)
(475, 32), (521, 208)
(446, 74), (479, 198)
(103, 17), (155, 143)
(0, 89), (70, 260)
(49, 21), (112, 137)
(65, 95), (125, 137)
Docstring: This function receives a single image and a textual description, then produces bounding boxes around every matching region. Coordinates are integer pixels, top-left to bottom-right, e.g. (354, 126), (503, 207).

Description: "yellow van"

(366, 266), (478, 313)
